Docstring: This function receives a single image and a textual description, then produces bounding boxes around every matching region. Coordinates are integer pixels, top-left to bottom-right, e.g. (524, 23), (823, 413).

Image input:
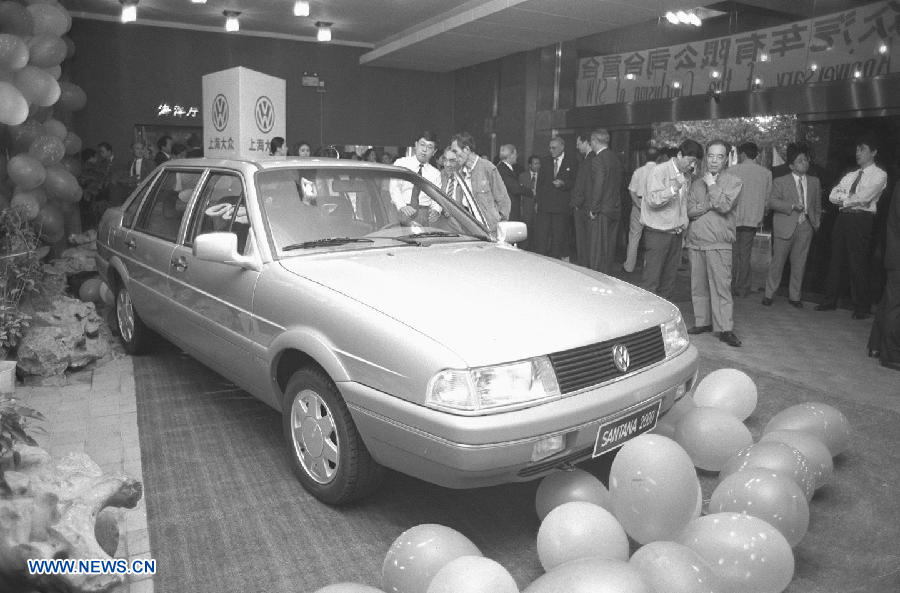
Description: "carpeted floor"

(134, 345), (900, 593)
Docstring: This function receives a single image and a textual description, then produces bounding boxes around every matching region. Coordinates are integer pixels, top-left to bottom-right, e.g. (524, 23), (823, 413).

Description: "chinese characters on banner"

(576, 0), (899, 107)
(157, 103), (200, 118)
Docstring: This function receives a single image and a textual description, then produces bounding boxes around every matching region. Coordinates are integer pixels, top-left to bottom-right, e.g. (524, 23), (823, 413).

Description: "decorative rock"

(0, 445), (142, 593)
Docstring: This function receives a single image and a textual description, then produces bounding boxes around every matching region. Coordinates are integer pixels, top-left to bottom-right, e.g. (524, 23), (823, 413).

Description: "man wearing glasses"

(390, 131), (443, 224)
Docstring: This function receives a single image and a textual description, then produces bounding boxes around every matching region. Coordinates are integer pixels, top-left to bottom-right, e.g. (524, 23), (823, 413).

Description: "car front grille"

(517, 446), (594, 478)
(548, 326), (666, 394)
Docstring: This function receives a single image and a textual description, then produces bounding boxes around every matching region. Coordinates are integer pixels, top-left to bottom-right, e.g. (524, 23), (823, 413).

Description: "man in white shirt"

(389, 131), (443, 225)
(817, 135), (888, 319)
(623, 147), (660, 273)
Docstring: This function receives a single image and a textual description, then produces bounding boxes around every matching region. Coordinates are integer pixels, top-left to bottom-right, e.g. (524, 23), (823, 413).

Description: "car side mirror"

(496, 221), (527, 245)
(194, 232), (260, 271)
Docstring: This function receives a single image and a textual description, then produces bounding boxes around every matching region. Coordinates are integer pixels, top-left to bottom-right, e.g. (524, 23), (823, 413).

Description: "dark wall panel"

(66, 19), (454, 156)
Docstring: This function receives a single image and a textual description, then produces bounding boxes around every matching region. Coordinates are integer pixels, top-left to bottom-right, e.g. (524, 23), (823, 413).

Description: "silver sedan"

(97, 157), (698, 504)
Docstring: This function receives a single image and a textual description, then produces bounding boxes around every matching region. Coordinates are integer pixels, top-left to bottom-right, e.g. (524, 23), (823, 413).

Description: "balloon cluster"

(1, 0), (86, 243)
(311, 368), (851, 593)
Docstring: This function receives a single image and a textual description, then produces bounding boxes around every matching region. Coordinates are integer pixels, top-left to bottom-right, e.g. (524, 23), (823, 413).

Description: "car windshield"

(255, 167), (491, 255)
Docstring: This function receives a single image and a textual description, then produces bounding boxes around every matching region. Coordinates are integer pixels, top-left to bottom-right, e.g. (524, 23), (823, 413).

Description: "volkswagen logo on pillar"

(211, 94), (229, 132)
(254, 95), (275, 134)
(612, 344), (630, 373)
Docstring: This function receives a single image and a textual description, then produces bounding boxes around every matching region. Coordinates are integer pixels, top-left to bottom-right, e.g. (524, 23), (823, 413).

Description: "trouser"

(765, 220), (813, 302)
(732, 226), (756, 296)
(509, 196), (522, 224)
(589, 213), (619, 274)
(519, 196), (535, 251)
(535, 210), (569, 258)
(823, 211), (874, 313)
(623, 204), (644, 271)
(574, 207), (592, 266)
(690, 248), (734, 332)
(641, 228), (683, 301)
(868, 270), (900, 364)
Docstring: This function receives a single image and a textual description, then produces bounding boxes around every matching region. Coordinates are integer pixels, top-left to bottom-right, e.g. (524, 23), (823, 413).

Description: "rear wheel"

(115, 284), (150, 354)
(282, 368), (384, 504)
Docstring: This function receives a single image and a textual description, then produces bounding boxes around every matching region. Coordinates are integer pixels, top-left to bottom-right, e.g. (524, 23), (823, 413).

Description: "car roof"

(162, 157), (404, 173)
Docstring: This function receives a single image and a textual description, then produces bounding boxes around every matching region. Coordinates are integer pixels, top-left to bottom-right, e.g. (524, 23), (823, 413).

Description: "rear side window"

(133, 170), (201, 242)
(122, 178), (155, 228)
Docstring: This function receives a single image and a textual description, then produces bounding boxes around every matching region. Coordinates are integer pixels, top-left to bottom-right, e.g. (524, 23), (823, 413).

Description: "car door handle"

(125, 238), (137, 249)
(171, 257), (188, 272)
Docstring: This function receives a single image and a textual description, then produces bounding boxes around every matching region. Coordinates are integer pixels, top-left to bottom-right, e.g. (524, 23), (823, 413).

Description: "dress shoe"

(868, 349), (881, 358)
(761, 297), (773, 306)
(687, 325), (713, 335)
(851, 311), (871, 320)
(882, 360), (900, 372)
(815, 303), (836, 311)
(788, 300), (803, 309)
(718, 330), (742, 347)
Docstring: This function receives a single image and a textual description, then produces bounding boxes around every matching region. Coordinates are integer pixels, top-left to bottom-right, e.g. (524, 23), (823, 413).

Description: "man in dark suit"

(127, 141), (153, 186)
(762, 143), (822, 308)
(570, 132), (594, 267)
(497, 143), (530, 224)
(517, 155), (540, 251)
(535, 135), (578, 259)
(155, 135), (173, 166)
(587, 129), (624, 273)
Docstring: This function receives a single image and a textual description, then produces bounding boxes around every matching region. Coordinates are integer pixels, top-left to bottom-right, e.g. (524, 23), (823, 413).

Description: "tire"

(282, 367), (384, 504)
(115, 283), (150, 355)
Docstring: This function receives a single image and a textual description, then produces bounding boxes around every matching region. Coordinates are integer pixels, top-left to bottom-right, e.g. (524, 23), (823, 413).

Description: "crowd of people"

(76, 129), (898, 369)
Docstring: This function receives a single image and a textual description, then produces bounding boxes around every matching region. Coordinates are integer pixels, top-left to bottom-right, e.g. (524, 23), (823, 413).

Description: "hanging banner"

(576, 0), (900, 107)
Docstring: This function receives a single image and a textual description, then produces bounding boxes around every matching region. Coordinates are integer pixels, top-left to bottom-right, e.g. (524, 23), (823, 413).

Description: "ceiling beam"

(726, 0), (815, 19)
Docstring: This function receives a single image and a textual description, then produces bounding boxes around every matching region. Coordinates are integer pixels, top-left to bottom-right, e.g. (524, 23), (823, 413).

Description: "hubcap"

(290, 389), (339, 484)
(116, 289), (135, 343)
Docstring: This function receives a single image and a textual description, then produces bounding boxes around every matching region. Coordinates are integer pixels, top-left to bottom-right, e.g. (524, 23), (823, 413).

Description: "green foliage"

(0, 208), (41, 354)
(652, 115), (819, 168)
(0, 395), (45, 495)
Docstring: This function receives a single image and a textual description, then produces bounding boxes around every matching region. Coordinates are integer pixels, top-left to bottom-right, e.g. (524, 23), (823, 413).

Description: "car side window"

(122, 177), (155, 228)
(133, 170), (201, 242)
(188, 172), (250, 254)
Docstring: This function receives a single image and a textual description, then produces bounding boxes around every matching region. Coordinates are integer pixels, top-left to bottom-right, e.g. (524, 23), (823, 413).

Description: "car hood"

(279, 243), (678, 366)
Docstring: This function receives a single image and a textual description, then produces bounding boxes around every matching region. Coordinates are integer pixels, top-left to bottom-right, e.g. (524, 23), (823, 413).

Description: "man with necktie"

(817, 135), (888, 319)
(389, 130), (443, 225)
(586, 129), (623, 273)
(535, 136), (578, 259)
(570, 132), (595, 267)
(127, 141), (152, 187)
(762, 143), (821, 308)
(496, 144), (530, 224)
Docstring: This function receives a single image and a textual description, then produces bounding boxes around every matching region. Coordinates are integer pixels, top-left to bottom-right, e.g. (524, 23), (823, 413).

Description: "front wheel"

(282, 368), (384, 504)
(115, 284), (150, 355)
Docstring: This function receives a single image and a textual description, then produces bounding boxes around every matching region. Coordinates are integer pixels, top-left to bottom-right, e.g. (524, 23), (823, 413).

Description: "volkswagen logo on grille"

(211, 94), (229, 132)
(612, 344), (630, 373)
(254, 95), (275, 133)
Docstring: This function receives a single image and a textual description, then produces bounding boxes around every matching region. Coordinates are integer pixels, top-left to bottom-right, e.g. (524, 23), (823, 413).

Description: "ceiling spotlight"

(665, 11), (679, 24)
(672, 80), (681, 89)
(711, 70), (720, 79)
(853, 70), (862, 78)
(810, 63), (818, 71)
(294, 1), (310, 17)
(120, 0), (138, 23)
(676, 10), (689, 23)
(191, 0), (207, 4)
(224, 10), (240, 32)
(688, 13), (701, 27)
(316, 21), (332, 42)
(753, 78), (763, 86)
(879, 42), (888, 54)
(625, 73), (636, 80)
(759, 52), (769, 62)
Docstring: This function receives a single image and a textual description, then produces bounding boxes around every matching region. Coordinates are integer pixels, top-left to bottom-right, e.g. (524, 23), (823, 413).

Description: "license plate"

(592, 399), (662, 457)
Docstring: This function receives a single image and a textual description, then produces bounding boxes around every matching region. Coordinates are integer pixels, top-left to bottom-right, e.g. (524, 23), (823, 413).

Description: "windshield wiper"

(395, 231), (461, 240)
(282, 237), (374, 251)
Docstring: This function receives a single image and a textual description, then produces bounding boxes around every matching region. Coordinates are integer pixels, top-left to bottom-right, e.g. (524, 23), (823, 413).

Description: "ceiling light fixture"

(879, 42), (888, 54)
(224, 10), (241, 32)
(316, 21), (332, 42)
(294, 1), (310, 17)
(120, 0), (138, 23)
(191, 0), (207, 4)
(664, 8), (704, 27)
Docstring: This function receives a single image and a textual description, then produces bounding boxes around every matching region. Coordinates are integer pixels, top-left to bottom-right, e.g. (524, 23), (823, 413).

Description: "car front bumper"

(341, 345), (699, 489)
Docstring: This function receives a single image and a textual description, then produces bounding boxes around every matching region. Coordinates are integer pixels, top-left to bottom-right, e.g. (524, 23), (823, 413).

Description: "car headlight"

(426, 356), (561, 414)
(662, 313), (689, 358)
